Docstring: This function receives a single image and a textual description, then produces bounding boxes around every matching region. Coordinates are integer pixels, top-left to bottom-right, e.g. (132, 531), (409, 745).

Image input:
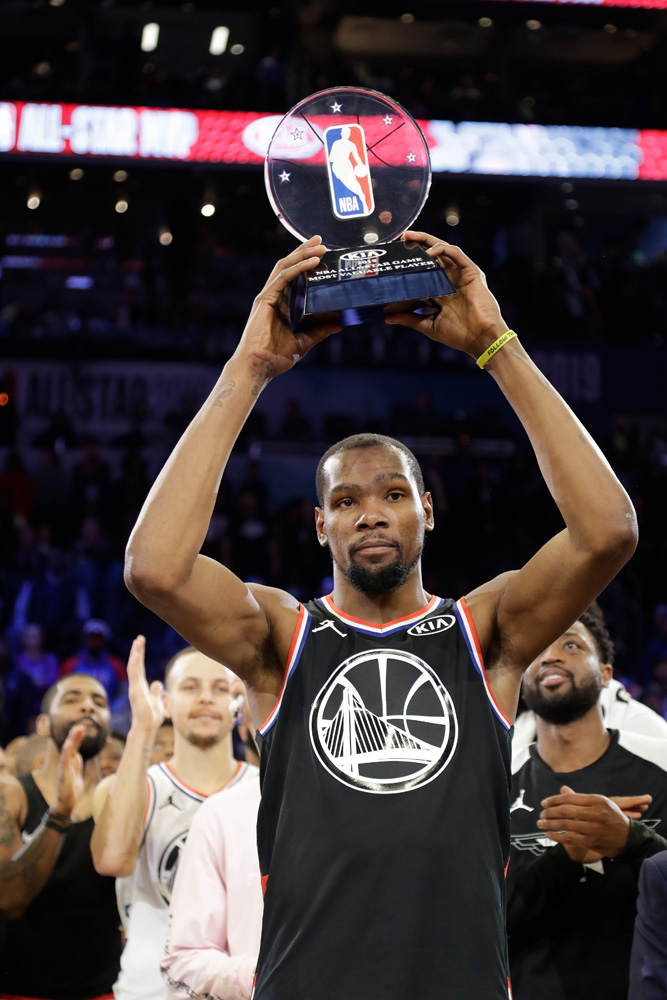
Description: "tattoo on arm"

(210, 381), (236, 407)
(0, 790), (16, 848)
(250, 362), (276, 397)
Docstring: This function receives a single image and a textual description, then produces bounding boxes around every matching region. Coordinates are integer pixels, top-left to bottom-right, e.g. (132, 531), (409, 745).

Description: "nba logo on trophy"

(324, 124), (374, 220)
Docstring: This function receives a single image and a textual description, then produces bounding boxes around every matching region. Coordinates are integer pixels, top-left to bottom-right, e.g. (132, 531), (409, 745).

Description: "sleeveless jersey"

(254, 595), (514, 1000)
(115, 760), (255, 1000)
(0, 774), (122, 1000)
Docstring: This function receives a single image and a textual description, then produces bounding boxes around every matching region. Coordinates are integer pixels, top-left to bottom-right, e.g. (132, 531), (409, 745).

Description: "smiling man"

(124, 233), (638, 999)
(508, 608), (667, 1000)
(91, 638), (255, 1000)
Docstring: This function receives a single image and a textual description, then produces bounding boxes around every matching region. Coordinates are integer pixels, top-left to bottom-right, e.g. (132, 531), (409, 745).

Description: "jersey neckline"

(317, 593), (442, 633)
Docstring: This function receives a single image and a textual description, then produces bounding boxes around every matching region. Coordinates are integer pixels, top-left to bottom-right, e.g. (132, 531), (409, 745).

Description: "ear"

(422, 491), (435, 533)
(601, 662), (614, 687)
(315, 506), (328, 548)
(35, 713), (50, 738)
(162, 690), (173, 721)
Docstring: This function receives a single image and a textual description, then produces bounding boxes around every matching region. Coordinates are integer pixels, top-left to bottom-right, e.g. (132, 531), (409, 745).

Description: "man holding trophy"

(124, 89), (637, 999)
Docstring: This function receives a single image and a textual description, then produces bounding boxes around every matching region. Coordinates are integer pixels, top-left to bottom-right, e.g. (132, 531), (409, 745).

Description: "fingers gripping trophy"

(265, 86), (455, 330)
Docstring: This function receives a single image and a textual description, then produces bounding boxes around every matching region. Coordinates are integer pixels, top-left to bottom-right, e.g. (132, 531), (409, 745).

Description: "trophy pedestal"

(289, 241), (455, 331)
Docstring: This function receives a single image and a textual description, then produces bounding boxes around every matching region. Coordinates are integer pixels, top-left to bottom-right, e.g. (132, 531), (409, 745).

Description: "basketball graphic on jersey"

(309, 648), (458, 793)
(157, 830), (188, 905)
(324, 123), (375, 220)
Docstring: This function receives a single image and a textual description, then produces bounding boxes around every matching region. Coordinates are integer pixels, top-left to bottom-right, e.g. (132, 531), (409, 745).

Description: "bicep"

(0, 780), (26, 862)
(495, 528), (625, 668)
(129, 554), (272, 683)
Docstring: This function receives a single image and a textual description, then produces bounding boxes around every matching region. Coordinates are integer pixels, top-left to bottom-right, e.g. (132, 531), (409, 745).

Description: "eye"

(386, 491), (405, 501)
(337, 498), (356, 508)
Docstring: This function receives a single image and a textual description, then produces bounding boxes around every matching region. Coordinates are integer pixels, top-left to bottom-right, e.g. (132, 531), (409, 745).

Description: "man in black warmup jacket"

(125, 231), (637, 1000)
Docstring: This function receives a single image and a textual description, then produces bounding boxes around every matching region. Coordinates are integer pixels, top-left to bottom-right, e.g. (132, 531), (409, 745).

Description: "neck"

(535, 706), (610, 772)
(169, 731), (239, 795)
(330, 568), (430, 625)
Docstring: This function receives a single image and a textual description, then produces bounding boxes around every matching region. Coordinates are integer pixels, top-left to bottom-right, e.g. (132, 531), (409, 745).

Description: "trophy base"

(289, 241), (455, 331)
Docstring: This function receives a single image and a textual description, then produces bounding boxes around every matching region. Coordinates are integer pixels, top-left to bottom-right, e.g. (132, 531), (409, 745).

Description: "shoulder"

(464, 571), (518, 657)
(0, 774), (28, 827)
(639, 850), (667, 896)
(616, 730), (667, 772)
(247, 583), (303, 664)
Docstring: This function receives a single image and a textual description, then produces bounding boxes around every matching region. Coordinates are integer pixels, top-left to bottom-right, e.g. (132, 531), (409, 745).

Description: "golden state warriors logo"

(309, 648), (458, 794)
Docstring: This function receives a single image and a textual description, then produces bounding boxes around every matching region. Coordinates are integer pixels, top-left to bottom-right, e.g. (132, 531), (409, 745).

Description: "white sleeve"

(161, 804), (257, 1000)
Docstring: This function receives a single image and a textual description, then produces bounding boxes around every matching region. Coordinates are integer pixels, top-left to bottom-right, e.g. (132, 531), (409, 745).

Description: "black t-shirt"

(508, 729), (667, 1000)
(0, 773), (122, 1000)
(255, 594), (514, 1000)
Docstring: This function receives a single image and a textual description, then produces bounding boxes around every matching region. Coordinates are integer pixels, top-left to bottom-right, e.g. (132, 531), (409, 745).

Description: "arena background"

(1, 0), (667, 735)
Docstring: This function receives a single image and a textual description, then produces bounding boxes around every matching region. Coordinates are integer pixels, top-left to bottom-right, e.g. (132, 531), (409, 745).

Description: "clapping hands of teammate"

(537, 784), (650, 864)
(54, 724), (86, 817)
(127, 635), (165, 737)
(384, 231), (508, 359)
(236, 236), (341, 385)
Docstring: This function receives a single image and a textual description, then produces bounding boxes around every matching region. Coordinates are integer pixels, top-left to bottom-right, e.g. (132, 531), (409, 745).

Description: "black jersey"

(507, 730), (667, 1000)
(254, 594), (514, 1000)
(1, 774), (122, 1000)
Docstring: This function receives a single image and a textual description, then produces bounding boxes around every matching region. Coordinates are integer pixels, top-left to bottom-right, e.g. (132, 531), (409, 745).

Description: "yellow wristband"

(476, 330), (517, 369)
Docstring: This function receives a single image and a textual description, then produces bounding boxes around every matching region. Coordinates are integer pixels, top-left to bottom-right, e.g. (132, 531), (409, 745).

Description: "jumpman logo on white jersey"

(313, 619), (347, 638)
(510, 788), (534, 813)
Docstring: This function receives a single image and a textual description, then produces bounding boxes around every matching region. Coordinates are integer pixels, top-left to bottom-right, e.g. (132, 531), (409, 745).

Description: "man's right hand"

(127, 635), (165, 736)
(54, 723), (86, 817)
(234, 236), (341, 392)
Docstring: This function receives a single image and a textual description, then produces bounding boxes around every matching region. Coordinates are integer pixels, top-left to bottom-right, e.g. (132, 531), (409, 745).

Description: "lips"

(190, 713), (222, 721)
(353, 537), (397, 555)
(538, 667), (572, 688)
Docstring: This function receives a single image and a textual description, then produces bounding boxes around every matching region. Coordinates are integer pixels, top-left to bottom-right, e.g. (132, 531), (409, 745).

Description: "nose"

(540, 644), (562, 665)
(355, 510), (388, 530)
(79, 694), (99, 717)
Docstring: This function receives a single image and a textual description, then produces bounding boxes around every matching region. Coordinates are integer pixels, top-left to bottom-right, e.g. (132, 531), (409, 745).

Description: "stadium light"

(141, 23), (160, 53)
(115, 199), (129, 214)
(201, 203), (215, 217)
(209, 27), (230, 55)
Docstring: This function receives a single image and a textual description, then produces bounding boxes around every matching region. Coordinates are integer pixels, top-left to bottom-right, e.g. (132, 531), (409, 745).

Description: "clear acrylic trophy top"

(265, 87), (431, 250)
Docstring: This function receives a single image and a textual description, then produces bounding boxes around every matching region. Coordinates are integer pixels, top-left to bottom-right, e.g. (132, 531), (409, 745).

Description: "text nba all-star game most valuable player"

(125, 90), (637, 997)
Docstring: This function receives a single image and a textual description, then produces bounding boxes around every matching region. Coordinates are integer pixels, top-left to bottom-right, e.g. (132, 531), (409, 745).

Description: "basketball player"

(91, 637), (255, 1000)
(0, 674), (122, 1000)
(124, 233), (637, 999)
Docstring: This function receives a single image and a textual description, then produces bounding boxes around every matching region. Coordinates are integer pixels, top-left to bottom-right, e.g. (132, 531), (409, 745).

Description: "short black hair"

(41, 673), (108, 714)
(578, 601), (615, 666)
(163, 646), (197, 688)
(315, 434), (425, 506)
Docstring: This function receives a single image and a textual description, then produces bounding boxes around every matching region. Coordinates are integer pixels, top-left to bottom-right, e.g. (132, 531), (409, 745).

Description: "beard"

(51, 716), (109, 760)
(337, 536), (422, 596)
(185, 731), (226, 750)
(523, 671), (602, 725)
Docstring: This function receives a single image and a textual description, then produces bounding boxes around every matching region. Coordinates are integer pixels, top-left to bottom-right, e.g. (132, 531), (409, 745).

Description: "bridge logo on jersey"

(157, 829), (189, 905)
(408, 615), (456, 637)
(309, 647), (458, 794)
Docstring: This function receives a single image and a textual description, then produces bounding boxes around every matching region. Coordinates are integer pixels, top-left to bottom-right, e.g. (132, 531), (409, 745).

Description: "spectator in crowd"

(629, 848), (667, 999)
(149, 718), (174, 765)
(0, 634), (36, 743)
(99, 729), (126, 778)
(60, 618), (128, 704)
(91, 638), (256, 1000)
(11, 545), (92, 653)
(14, 732), (47, 775)
(513, 604), (667, 750)
(15, 622), (60, 711)
(508, 612), (667, 1000)
(161, 712), (262, 1000)
(0, 673), (122, 999)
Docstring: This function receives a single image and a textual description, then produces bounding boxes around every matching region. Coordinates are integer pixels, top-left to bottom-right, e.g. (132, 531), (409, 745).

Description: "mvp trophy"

(265, 86), (455, 330)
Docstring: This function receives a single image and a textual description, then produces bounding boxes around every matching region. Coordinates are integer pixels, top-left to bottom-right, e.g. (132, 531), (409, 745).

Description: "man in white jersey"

(91, 637), (255, 1000)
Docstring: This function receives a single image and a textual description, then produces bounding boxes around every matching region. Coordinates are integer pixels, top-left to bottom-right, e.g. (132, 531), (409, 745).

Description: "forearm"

(162, 947), (256, 1000)
(0, 824), (65, 919)
(91, 726), (154, 876)
(126, 357), (265, 590)
(485, 336), (636, 551)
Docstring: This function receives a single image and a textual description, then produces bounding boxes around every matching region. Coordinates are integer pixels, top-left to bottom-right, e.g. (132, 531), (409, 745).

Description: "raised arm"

(387, 233), (637, 714)
(124, 237), (341, 693)
(91, 636), (164, 877)
(0, 725), (85, 919)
